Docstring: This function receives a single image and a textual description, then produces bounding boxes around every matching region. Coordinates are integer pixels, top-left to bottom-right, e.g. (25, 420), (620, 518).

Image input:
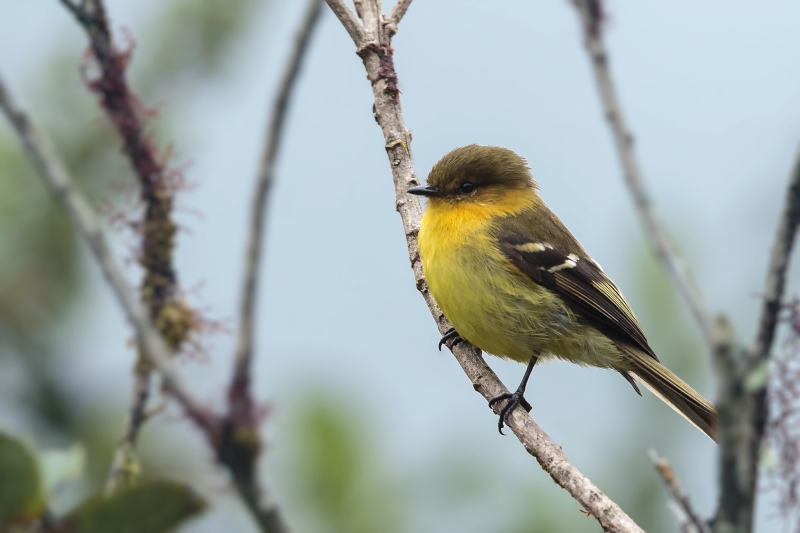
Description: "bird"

(408, 144), (718, 440)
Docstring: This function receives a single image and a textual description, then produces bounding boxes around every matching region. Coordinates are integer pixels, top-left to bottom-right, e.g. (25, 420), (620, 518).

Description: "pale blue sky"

(2, 0), (800, 531)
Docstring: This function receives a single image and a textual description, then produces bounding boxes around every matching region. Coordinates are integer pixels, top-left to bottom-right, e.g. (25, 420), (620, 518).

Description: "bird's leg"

(488, 355), (538, 435)
(438, 328), (463, 351)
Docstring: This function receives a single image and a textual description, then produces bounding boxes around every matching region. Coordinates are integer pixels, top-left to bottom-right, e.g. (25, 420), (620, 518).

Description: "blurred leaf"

(39, 443), (87, 497)
(143, 0), (263, 89)
(61, 481), (205, 533)
(745, 359), (770, 391)
(0, 140), (79, 332)
(0, 431), (44, 527)
(290, 393), (403, 533)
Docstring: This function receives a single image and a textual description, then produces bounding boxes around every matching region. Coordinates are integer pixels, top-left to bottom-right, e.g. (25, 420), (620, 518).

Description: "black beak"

(408, 185), (441, 197)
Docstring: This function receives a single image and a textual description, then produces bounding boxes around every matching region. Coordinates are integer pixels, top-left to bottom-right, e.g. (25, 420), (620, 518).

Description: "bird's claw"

(438, 328), (463, 351)
(488, 391), (532, 435)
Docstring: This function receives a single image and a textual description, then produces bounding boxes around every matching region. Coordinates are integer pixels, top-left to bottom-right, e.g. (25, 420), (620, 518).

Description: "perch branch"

(572, 0), (716, 351)
(324, 1), (643, 530)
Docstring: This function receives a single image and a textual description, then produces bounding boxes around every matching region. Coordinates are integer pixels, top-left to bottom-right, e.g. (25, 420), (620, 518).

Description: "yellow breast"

(417, 190), (624, 370)
(418, 195), (567, 362)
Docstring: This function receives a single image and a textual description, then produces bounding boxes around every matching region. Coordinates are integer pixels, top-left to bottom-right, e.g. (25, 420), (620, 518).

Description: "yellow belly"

(418, 203), (621, 368)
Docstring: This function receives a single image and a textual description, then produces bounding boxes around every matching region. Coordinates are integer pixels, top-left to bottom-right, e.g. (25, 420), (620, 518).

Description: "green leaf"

(0, 432), (44, 527)
(65, 481), (205, 533)
(745, 359), (771, 392)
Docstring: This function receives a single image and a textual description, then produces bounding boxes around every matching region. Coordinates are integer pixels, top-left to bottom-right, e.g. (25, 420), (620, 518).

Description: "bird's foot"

(488, 390), (532, 435)
(438, 328), (463, 351)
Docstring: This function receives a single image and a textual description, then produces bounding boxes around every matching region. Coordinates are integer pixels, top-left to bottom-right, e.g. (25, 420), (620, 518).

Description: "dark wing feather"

(499, 233), (658, 360)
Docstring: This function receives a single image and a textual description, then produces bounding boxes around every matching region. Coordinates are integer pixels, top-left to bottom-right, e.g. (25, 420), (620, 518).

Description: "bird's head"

(408, 145), (538, 209)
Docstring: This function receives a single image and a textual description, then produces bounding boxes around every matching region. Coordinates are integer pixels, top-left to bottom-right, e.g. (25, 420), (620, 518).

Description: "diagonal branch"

(750, 145), (800, 367)
(226, 0), (324, 530)
(326, 0), (367, 43)
(0, 75), (213, 436)
(572, 0), (717, 351)
(747, 140), (800, 487)
(570, 3), (800, 531)
(388, 0), (412, 25)
(58, 0), (191, 493)
(649, 449), (710, 533)
(324, 1), (643, 531)
(1, 74), (291, 533)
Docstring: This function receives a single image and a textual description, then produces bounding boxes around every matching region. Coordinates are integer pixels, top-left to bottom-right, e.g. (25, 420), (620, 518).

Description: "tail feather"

(626, 348), (718, 442)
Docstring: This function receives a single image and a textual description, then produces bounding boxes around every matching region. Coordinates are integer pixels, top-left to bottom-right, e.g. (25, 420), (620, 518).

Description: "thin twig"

(1, 74), (294, 533)
(232, 0), (323, 428)
(324, 1), (643, 531)
(225, 0), (324, 530)
(649, 449), (710, 533)
(572, 0), (717, 351)
(325, 0), (367, 43)
(105, 370), (150, 492)
(389, 0), (412, 24)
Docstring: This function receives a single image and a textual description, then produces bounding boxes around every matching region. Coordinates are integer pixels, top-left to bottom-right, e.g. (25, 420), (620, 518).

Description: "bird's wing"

(498, 232), (657, 360)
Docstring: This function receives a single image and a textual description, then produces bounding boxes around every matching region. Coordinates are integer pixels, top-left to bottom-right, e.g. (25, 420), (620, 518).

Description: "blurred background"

(1, 0), (799, 531)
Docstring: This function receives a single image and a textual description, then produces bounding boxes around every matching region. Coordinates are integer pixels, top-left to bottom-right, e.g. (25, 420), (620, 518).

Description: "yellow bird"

(409, 145), (717, 440)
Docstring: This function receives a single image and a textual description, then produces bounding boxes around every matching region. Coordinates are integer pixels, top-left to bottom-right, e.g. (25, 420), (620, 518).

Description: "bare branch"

(0, 75), (214, 435)
(389, 0), (411, 33)
(568, 4), (794, 531)
(325, 1), (643, 530)
(567, 3), (800, 532)
(714, 144), (800, 533)
(105, 371), (151, 492)
(750, 145), (800, 366)
(232, 0), (323, 426)
(226, 0), (324, 530)
(324, 0), (368, 44)
(649, 449), (710, 533)
(452, 342), (645, 532)
(58, 0), (199, 493)
(0, 75), (289, 533)
(572, 0), (716, 351)
(709, 317), (754, 533)
(0, 71), (296, 533)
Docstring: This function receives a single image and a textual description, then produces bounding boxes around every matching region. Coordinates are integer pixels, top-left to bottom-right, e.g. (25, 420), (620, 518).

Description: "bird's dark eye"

(459, 182), (476, 194)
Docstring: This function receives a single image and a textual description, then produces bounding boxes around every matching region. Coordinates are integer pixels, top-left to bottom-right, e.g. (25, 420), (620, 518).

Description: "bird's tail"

(625, 347), (718, 442)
